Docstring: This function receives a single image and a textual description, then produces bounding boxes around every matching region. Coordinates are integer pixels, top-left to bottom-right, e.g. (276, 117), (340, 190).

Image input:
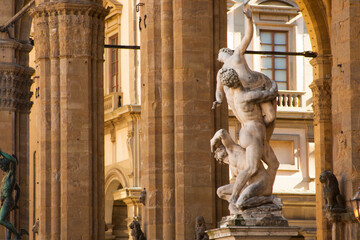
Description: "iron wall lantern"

(350, 187), (360, 223)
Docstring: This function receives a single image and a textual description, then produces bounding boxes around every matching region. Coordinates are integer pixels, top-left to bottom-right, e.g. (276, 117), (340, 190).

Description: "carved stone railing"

(277, 90), (306, 109)
(104, 92), (122, 114)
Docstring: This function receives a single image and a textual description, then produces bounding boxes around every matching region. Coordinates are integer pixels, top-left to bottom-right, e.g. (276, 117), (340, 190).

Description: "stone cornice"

(112, 187), (142, 204)
(309, 55), (332, 67)
(104, 104), (141, 125)
(251, 4), (299, 15)
(0, 62), (35, 76)
(0, 39), (33, 53)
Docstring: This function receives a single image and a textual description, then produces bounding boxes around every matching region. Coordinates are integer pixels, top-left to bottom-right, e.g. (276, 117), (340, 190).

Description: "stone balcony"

(104, 92), (122, 114)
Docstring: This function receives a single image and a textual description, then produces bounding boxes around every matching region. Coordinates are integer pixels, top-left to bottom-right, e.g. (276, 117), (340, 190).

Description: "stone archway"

(105, 167), (129, 228)
(105, 167), (141, 240)
(111, 199), (128, 240)
(294, 1), (332, 240)
(105, 180), (128, 240)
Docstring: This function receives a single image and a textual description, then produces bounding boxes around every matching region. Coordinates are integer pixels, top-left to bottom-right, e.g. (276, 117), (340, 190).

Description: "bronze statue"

(194, 216), (209, 240)
(319, 170), (346, 212)
(139, 188), (146, 206)
(0, 150), (28, 240)
(129, 220), (146, 240)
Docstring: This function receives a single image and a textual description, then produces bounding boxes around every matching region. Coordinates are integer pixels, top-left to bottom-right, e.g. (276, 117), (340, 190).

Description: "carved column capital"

(30, 2), (109, 58)
(309, 78), (331, 122)
(309, 55), (332, 123)
(0, 64), (35, 112)
(309, 55), (332, 67)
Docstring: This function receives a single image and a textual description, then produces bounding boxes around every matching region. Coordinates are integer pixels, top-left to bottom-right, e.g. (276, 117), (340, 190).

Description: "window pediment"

(257, 0), (295, 7)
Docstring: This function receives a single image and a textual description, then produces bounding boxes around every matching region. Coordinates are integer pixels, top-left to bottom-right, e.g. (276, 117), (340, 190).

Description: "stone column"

(331, 0), (360, 239)
(0, 0), (34, 235)
(309, 56), (333, 240)
(30, 1), (108, 239)
(140, 0), (228, 239)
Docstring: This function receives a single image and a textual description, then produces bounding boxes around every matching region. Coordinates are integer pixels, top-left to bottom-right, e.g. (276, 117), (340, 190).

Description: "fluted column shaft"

(140, 1), (228, 239)
(30, 2), (108, 239)
(161, 0), (175, 239)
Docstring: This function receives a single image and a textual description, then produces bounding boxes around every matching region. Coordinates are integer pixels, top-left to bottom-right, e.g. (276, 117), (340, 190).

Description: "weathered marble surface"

(211, 7), (279, 215)
(206, 226), (300, 240)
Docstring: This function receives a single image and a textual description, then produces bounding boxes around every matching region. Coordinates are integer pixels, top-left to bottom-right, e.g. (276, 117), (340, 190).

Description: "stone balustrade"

(277, 90), (306, 109)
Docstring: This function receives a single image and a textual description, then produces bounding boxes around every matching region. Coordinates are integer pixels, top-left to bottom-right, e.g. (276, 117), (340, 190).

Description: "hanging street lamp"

(350, 187), (360, 223)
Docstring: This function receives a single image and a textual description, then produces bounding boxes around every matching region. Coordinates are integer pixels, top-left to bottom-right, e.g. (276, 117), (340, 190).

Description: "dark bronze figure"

(129, 220), (146, 240)
(0, 150), (28, 239)
(319, 170), (346, 212)
(194, 216), (209, 240)
(139, 188), (146, 206)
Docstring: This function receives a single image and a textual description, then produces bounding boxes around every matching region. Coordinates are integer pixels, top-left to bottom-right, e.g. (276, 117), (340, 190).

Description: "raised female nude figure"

(212, 6), (279, 211)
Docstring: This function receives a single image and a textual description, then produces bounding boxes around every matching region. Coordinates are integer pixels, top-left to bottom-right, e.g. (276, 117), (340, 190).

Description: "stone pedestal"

(206, 226), (300, 240)
(208, 200), (300, 240)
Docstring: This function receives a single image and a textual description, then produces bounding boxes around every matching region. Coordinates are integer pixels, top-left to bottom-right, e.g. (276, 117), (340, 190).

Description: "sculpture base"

(206, 226), (300, 240)
(207, 200), (299, 239)
(221, 201), (288, 227)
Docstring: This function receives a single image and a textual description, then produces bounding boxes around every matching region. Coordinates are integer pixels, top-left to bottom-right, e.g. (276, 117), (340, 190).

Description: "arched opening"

(105, 177), (129, 240)
(293, 1), (332, 240)
(111, 199), (128, 240)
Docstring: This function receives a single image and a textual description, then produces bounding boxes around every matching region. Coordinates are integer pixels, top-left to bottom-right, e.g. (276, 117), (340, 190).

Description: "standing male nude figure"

(0, 150), (27, 240)
(212, 6), (279, 210)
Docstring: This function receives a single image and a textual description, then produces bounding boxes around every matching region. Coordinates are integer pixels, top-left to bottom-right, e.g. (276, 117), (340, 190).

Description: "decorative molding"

(309, 78), (331, 122)
(30, 2), (109, 58)
(29, 2), (109, 19)
(105, 167), (129, 190)
(104, 104), (141, 125)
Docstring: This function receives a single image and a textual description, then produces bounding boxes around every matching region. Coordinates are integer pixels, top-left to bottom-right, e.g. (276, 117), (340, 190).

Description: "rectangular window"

(260, 30), (288, 90)
(109, 35), (118, 93)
